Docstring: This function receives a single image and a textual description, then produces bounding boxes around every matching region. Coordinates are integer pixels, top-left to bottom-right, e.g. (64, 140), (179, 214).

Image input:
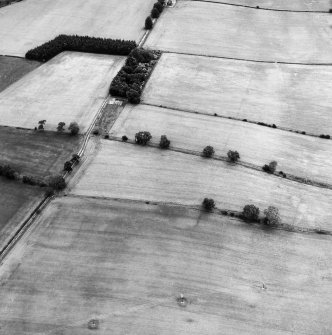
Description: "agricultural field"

(0, 179), (43, 249)
(110, 104), (332, 185)
(0, 52), (125, 132)
(202, 0), (331, 11)
(0, 56), (40, 92)
(69, 140), (332, 230)
(0, 0), (156, 56)
(143, 53), (332, 134)
(0, 126), (82, 179)
(0, 196), (331, 334)
(144, 1), (332, 63)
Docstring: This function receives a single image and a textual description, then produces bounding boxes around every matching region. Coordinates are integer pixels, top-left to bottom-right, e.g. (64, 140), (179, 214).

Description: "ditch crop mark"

(68, 194), (332, 236)
(142, 102), (331, 141)
(187, 0), (331, 13)
(107, 135), (332, 191)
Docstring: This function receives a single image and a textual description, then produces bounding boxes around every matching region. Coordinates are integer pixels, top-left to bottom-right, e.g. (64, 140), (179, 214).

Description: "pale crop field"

(0, 179), (43, 249)
(143, 53), (332, 134)
(70, 140), (332, 230)
(0, 196), (331, 334)
(110, 104), (332, 185)
(0, 52), (125, 132)
(0, 0), (156, 56)
(144, 1), (332, 63)
(199, 0), (331, 11)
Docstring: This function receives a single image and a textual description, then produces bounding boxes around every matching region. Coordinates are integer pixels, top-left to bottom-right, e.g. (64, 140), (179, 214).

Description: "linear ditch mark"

(106, 135), (332, 191)
(142, 102), (331, 141)
(160, 50), (332, 66)
(67, 194), (332, 237)
(187, 0), (331, 13)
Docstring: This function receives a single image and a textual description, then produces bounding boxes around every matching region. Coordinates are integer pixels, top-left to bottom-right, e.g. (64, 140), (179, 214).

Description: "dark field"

(0, 56), (40, 93)
(0, 126), (82, 179)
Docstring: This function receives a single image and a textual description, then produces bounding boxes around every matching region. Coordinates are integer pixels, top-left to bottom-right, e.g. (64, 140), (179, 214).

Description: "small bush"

(227, 150), (240, 163)
(92, 128), (99, 135)
(242, 204), (260, 222)
(202, 198), (215, 211)
(135, 131), (152, 145)
(68, 122), (79, 136)
(202, 146), (215, 158)
(264, 206), (281, 226)
(159, 135), (170, 149)
(319, 134), (330, 139)
(104, 134), (109, 139)
(63, 161), (73, 172)
(48, 175), (66, 190)
(126, 89), (141, 104)
(262, 161), (277, 174)
(151, 8), (160, 18)
(153, 2), (163, 12)
(145, 16), (153, 29)
(122, 135), (128, 142)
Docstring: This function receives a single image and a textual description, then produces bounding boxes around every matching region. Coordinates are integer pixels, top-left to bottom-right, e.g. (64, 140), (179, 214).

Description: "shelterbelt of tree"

(25, 35), (137, 62)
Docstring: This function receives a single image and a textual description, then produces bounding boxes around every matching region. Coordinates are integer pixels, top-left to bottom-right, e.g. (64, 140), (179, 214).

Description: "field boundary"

(68, 194), (332, 236)
(187, 0), (331, 13)
(141, 103), (331, 141)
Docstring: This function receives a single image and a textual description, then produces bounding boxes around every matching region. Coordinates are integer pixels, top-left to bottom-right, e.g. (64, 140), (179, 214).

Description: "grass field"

(0, 0), (156, 56)
(0, 126), (82, 179)
(110, 104), (332, 185)
(143, 53), (332, 134)
(0, 179), (43, 248)
(144, 1), (332, 63)
(0, 56), (40, 92)
(70, 140), (332, 230)
(0, 52), (125, 132)
(203, 0), (331, 11)
(0, 196), (331, 334)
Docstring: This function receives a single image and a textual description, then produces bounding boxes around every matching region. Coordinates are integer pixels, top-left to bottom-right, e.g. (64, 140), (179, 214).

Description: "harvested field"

(0, 196), (331, 334)
(144, 1), (332, 63)
(143, 53), (332, 134)
(0, 126), (82, 179)
(0, 52), (125, 132)
(0, 56), (40, 92)
(0, 179), (42, 249)
(0, 0), (155, 56)
(70, 140), (332, 230)
(201, 0), (331, 11)
(110, 104), (332, 185)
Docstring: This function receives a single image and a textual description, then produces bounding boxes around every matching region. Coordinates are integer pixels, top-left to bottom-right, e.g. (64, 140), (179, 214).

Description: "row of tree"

(36, 120), (80, 135)
(145, 0), (166, 29)
(109, 48), (160, 104)
(26, 35), (137, 62)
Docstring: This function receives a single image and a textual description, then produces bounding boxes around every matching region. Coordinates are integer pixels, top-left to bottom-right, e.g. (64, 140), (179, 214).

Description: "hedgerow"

(109, 48), (160, 104)
(25, 35), (137, 62)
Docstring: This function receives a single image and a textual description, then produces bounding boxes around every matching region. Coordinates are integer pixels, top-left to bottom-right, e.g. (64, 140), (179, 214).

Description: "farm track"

(142, 102), (331, 141)
(187, 0), (331, 13)
(107, 135), (332, 191)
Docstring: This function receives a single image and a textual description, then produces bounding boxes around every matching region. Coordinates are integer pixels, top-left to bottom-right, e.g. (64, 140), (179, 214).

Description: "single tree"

(202, 145), (215, 158)
(135, 131), (152, 145)
(68, 122), (80, 136)
(57, 122), (66, 132)
(227, 150), (240, 163)
(71, 154), (80, 163)
(151, 7), (160, 18)
(242, 204), (260, 222)
(122, 135), (128, 142)
(159, 135), (170, 149)
(202, 198), (215, 211)
(48, 175), (66, 190)
(264, 206), (281, 226)
(63, 161), (73, 172)
(38, 120), (46, 130)
(262, 160), (278, 173)
(145, 16), (153, 29)
(154, 2), (163, 12)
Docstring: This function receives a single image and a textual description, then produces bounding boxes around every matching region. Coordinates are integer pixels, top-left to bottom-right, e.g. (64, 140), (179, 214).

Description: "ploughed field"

(0, 0), (155, 56)
(69, 140), (332, 231)
(110, 104), (332, 185)
(0, 126), (82, 179)
(199, 0), (331, 11)
(144, 1), (332, 63)
(143, 53), (332, 134)
(0, 179), (43, 249)
(0, 52), (125, 133)
(0, 56), (40, 93)
(0, 196), (331, 334)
